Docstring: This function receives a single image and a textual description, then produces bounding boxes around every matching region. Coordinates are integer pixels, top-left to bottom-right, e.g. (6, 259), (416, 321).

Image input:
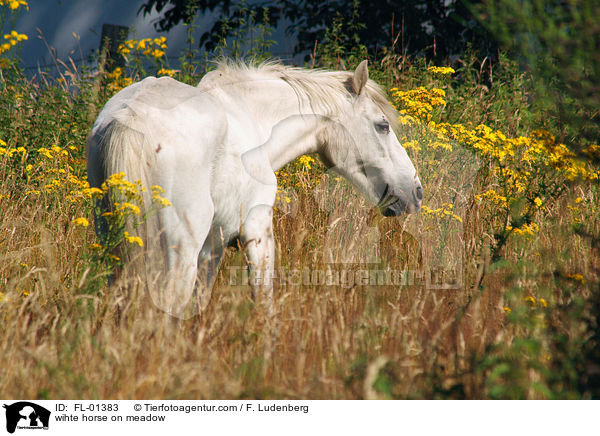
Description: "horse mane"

(202, 59), (399, 133)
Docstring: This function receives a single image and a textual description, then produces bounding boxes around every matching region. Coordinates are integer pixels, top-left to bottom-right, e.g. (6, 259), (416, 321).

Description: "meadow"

(1, 1), (599, 399)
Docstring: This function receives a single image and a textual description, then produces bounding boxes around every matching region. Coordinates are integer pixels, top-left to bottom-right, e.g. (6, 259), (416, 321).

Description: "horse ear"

(352, 60), (369, 95)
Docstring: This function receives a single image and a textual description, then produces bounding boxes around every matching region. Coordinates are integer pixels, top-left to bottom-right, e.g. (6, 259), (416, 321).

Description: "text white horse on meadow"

(87, 60), (423, 317)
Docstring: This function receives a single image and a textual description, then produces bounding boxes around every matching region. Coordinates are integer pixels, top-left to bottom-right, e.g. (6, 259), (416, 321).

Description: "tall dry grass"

(1, 48), (599, 399)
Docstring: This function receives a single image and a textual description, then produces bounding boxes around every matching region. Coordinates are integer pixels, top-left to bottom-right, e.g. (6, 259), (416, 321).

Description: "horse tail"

(87, 106), (164, 279)
(103, 107), (157, 201)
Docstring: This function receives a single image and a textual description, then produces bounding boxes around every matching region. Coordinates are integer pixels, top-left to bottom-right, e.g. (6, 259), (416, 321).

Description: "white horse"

(87, 60), (423, 318)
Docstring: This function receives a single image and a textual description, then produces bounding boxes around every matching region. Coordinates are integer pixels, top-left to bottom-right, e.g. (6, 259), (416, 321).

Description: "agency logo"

(3, 402), (50, 434)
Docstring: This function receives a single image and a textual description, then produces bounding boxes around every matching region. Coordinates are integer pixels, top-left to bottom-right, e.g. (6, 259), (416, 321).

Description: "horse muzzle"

(379, 183), (423, 215)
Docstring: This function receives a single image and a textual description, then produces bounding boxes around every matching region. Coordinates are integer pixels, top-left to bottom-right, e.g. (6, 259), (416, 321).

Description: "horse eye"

(375, 121), (390, 134)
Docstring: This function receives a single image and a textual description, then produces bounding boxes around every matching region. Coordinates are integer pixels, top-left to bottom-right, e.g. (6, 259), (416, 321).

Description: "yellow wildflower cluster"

(402, 140), (421, 152)
(390, 69), (599, 203)
(23, 144), (92, 199)
(421, 203), (463, 222)
(430, 121), (599, 223)
(567, 273), (586, 284)
(92, 174), (171, 217)
(37, 144), (69, 159)
(474, 190), (508, 207)
(525, 296), (548, 307)
(583, 144), (600, 160)
(123, 231), (144, 247)
(157, 67), (177, 77)
(435, 123), (599, 182)
(567, 197), (584, 224)
(0, 142), (26, 160)
(102, 172), (144, 202)
(492, 167), (527, 193)
(275, 193), (292, 204)
(107, 37), (173, 91)
(390, 86), (446, 121)
(0, 30), (28, 55)
(434, 123), (513, 161)
(118, 36), (167, 59)
(93, 174), (171, 262)
(427, 66), (455, 75)
(151, 185), (172, 207)
(298, 155), (316, 169)
(0, 0), (27, 10)
(106, 67), (133, 93)
(73, 217), (90, 227)
(524, 130), (599, 181)
(114, 201), (141, 215)
(506, 222), (539, 237)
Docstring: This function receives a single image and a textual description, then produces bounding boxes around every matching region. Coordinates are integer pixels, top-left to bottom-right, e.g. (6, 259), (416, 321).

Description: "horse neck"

(233, 79), (336, 171)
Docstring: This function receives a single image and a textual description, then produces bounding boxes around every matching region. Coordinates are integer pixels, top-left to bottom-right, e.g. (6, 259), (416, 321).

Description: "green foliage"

(140, 0), (494, 60)
(479, 0), (600, 155)
(474, 0), (600, 400)
(211, 0), (275, 62)
(311, 1), (367, 70)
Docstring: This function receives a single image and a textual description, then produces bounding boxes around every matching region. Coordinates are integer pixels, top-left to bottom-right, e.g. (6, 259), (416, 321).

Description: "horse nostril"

(415, 185), (423, 201)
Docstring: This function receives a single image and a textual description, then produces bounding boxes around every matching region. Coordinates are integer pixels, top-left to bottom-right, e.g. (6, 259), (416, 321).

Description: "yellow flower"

(298, 155), (315, 169)
(427, 66), (455, 75)
(151, 188), (172, 207)
(503, 307), (511, 314)
(2, 0), (28, 10)
(525, 296), (536, 306)
(475, 189), (508, 207)
(392, 86), (446, 121)
(150, 48), (165, 58)
(117, 43), (131, 55)
(567, 273), (586, 284)
(159, 197), (171, 207)
(403, 140), (421, 152)
(157, 67), (177, 77)
(73, 217), (90, 227)
(509, 222), (539, 237)
(124, 231), (144, 247)
(82, 187), (104, 198)
(421, 203), (462, 222)
(398, 115), (415, 125)
(534, 197), (542, 207)
(37, 147), (53, 159)
(116, 201), (141, 215)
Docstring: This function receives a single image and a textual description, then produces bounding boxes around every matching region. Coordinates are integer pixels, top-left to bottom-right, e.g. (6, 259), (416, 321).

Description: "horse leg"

(151, 200), (214, 319)
(196, 230), (225, 310)
(241, 204), (275, 302)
